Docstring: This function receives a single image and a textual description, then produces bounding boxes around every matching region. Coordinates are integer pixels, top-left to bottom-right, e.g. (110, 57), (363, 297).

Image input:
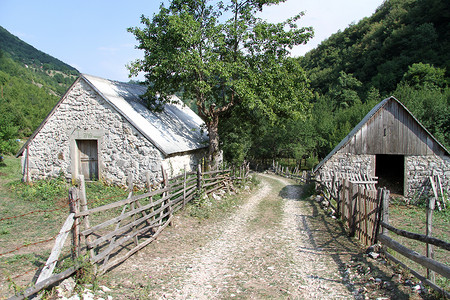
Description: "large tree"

(128, 0), (313, 168)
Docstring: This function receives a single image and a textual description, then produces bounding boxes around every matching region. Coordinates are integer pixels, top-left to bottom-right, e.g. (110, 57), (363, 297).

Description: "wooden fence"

(315, 172), (449, 297)
(378, 194), (450, 298)
(272, 161), (311, 183)
(9, 165), (248, 300)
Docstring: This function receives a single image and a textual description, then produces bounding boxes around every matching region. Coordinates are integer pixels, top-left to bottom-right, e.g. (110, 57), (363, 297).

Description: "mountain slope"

(299, 0), (450, 95)
(0, 26), (80, 154)
(0, 26), (78, 75)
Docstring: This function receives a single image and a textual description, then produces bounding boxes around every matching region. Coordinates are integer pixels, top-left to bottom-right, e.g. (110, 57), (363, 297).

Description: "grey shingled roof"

(313, 96), (449, 173)
(17, 74), (208, 157)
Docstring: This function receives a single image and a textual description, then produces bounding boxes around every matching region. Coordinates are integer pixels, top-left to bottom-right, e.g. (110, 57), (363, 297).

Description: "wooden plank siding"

(340, 100), (440, 156)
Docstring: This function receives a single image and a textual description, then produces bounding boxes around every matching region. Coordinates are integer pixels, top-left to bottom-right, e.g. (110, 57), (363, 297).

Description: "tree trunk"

(206, 114), (220, 170)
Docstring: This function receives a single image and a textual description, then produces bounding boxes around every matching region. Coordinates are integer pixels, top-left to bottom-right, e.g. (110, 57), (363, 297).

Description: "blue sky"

(0, 0), (384, 82)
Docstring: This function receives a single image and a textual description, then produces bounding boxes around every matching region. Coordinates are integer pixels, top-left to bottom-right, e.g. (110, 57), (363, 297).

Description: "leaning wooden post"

(427, 195), (436, 283)
(78, 175), (94, 259)
(69, 187), (80, 260)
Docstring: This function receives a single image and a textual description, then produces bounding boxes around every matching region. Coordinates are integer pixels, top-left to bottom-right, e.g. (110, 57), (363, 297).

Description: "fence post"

(69, 187), (79, 260)
(128, 174), (138, 246)
(197, 164), (202, 192)
(349, 181), (358, 237)
(183, 167), (187, 209)
(78, 175), (94, 259)
(427, 195), (436, 283)
(381, 188), (390, 236)
(161, 166), (171, 226)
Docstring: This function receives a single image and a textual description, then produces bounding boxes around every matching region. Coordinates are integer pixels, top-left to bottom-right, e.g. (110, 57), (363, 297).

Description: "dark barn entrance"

(375, 154), (405, 195)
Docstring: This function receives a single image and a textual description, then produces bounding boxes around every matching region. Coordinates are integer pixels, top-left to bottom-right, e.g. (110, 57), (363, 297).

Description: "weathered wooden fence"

(314, 171), (382, 246)
(272, 161), (311, 183)
(315, 172), (449, 297)
(9, 165), (248, 300)
(378, 194), (450, 298)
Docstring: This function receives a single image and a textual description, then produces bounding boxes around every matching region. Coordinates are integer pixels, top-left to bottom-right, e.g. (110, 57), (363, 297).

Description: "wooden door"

(77, 140), (99, 181)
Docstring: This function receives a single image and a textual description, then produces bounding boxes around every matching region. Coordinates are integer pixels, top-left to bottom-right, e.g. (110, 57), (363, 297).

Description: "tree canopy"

(128, 0), (313, 167)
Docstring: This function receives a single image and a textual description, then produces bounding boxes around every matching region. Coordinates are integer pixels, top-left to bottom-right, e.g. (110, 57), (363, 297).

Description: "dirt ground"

(96, 173), (436, 299)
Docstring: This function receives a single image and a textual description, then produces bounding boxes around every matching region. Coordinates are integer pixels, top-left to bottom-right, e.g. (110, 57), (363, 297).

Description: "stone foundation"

(405, 155), (450, 198)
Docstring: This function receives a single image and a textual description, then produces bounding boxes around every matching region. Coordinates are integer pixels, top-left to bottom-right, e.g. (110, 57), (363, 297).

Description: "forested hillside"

(220, 0), (450, 166)
(0, 26), (79, 154)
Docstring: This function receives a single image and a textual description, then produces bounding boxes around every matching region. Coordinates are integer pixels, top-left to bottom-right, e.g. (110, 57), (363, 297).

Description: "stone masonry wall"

(318, 153), (375, 179)
(405, 155), (450, 198)
(22, 79), (203, 187)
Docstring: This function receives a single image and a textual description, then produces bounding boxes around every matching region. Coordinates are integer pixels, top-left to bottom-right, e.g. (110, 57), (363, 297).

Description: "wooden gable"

(339, 98), (446, 156)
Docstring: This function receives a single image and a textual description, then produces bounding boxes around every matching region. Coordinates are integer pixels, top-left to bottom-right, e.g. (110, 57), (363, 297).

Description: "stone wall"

(22, 79), (204, 187)
(405, 155), (450, 198)
(316, 151), (450, 198)
(317, 153), (375, 179)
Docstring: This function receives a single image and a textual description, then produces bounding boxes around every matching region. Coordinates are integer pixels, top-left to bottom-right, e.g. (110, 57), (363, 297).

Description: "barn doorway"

(375, 154), (404, 195)
(77, 140), (99, 181)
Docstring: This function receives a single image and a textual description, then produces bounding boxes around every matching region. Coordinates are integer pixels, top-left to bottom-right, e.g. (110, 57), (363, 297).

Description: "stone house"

(16, 74), (208, 187)
(314, 96), (450, 197)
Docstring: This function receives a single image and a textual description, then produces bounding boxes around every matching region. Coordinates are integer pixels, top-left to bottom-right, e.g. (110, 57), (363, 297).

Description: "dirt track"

(101, 173), (424, 299)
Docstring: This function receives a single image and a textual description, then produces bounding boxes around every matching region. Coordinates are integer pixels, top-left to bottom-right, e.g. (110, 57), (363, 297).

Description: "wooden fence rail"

(9, 165), (248, 300)
(315, 172), (449, 298)
(272, 162), (311, 183)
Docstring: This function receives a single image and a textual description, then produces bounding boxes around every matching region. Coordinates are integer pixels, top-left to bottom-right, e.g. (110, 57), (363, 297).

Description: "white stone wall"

(318, 153), (375, 178)
(405, 155), (450, 197)
(316, 151), (450, 197)
(162, 149), (207, 178)
(23, 79), (204, 187)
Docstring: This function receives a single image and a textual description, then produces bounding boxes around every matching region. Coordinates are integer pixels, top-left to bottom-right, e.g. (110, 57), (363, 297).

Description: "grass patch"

(0, 156), (131, 294)
(389, 202), (450, 290)
(186, 174), (259, 220)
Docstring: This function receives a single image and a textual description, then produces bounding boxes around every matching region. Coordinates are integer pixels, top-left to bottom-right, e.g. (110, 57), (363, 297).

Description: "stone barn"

(314, 96), (450, 197)
(17, 74), (208, 187)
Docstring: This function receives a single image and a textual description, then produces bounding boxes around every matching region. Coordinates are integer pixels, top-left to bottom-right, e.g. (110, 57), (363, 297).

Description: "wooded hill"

(0, 0), (449, 168)
(295, 0), (450, 157)
(220, 0), (449, 166)
(0, 26), (79, 154)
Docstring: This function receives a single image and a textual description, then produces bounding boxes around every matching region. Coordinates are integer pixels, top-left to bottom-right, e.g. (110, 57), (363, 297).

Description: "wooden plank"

(81, 195), (169, 236)
(36, 214), (75, 284)
(426, 194), (436, 282)
(99, 215), (173, 274)
(378, 234), (450, 279)
(380, 222), (450, 251)
(92, 210), (172, 264)
(383, 251), (450, 298)
(101, 203), (128, 268)
(76, 187), (170, 217)
(86, 203), (169, 249)
(8, 266), (78, 300)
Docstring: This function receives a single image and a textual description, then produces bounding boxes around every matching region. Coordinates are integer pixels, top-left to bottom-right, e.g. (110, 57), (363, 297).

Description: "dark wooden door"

(77, 140), (98, 181)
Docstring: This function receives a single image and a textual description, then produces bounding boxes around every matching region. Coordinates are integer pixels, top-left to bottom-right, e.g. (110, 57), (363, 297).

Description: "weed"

(6, 275), (26, 295)
(302, 182), (316, 199)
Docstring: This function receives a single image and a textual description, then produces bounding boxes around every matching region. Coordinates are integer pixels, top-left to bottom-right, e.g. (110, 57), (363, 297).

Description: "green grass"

(389, 202), (450, 291)
(186, 174), (259, 220)
(0, 156), (129, 296)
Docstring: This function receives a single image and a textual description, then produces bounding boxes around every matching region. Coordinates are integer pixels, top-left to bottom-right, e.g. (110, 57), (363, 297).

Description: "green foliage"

(0, 26), (78, 75)
(290, 0), (450, 161)
(0, 27), (79, 153)
(10, 176), (70, 208)
(401, 63), (446, 89)
(128, 0), (313, 166)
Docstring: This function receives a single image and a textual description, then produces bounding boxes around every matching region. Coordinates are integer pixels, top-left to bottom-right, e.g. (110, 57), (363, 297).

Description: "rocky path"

(101, 174), (418, 299)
